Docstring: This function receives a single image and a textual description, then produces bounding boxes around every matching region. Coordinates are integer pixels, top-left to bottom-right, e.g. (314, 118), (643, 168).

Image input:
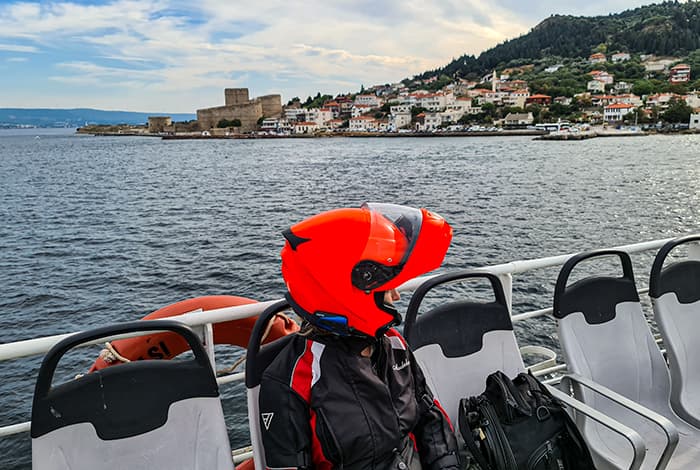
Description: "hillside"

(0, 108), (196, 128)
(423, 1), (700, 80)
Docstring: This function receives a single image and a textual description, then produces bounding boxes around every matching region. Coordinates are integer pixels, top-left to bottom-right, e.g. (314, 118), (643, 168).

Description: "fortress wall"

(225, 88), (250, 106)
(148, 116), (172, 133)
(196, 102), (263, 133)
(257, 94), (283, 118)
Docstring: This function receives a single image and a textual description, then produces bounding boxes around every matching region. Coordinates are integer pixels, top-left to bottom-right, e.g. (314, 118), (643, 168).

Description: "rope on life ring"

(88, 295), (299, 373)
(215, 312), (292, 375)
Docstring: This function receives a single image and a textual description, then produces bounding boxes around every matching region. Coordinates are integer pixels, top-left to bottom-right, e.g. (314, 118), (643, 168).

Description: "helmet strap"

(374, 291), (402, 336)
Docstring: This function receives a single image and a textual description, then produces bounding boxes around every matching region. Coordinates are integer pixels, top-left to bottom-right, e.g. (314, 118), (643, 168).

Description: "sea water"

(1, 129), (698, 468)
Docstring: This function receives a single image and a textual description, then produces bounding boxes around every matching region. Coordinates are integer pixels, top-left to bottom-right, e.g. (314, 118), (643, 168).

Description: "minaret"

(492, 70), (497, 92)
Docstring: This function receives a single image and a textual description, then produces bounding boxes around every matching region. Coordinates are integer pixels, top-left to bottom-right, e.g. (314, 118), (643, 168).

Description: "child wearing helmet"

(259, 203), (460, 469)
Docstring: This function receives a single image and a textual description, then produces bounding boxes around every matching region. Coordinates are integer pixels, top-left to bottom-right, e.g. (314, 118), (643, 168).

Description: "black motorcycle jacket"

(258, 328), (460, 469)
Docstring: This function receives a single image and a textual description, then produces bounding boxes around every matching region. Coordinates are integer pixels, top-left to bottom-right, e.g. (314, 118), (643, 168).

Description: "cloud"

(0, 0), (667, 111)
(0, 43), (39, 52)
(7, 57), (28, 62)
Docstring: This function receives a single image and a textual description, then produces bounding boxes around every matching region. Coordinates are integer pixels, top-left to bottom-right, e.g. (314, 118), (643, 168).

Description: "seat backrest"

(650, 234), (700, 427)
(245, 300), (295, 470)
(404, 271), (524, 425)
(31, 320), (233, 470)
(553, 250), (672, 417)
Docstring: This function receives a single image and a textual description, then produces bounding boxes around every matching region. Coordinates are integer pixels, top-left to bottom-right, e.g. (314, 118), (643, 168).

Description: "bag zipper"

(526, 439), (553, 470)
(491, 372), (531, 421)
(480, 398), (517, 469)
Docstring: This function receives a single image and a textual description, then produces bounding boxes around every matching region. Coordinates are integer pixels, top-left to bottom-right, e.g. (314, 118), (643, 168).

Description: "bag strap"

(459, 398), (493, 470)
(487, 370), (533, 416)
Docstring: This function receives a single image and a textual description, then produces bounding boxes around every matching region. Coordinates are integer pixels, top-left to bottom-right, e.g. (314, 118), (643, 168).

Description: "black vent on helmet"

(283, 228), (311, 251)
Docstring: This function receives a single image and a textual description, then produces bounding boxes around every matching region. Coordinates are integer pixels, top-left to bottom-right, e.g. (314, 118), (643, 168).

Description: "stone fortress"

(196, 88), (282, 133)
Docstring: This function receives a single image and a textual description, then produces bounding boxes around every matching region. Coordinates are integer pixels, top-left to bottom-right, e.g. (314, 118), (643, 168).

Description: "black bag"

(458, 370), (596, 470)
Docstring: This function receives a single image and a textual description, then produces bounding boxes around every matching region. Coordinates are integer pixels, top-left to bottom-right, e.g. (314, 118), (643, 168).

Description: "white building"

(643, 58), (675, 73)
(349, 115), (378, 132)
(590, 71), (614, 85)
(504, 112), (534, 126)
(351, 104), (373, 118)
(417, 92), (454, 111)
(503, 90), (530, 108)
(293, 121), (319, 134)
(614, 94), (643, 107)
(389, 104), (412, 131)
(389, 112), (412, 131)
(611, 52), (631, 63)
(445, 97), (472, 117)
(690, 113), (700, 130)
(285, 108), (307, 122)
(354, 94), (382, 107)
(614, 81), (632, 93)
(419, 113), (443, 131)
(604, 103), (636, 122)
(589, 53), (606, 64)
(587, 80), (606, 93)
(544, 64), (564, 73)
(390, 104), (412, 115)
(646, 93), (678, 109)
(685, 92), (700, 109)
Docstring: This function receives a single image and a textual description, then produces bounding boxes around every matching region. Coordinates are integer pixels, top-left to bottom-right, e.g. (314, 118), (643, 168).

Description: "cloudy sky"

(0, 0), (664, 113)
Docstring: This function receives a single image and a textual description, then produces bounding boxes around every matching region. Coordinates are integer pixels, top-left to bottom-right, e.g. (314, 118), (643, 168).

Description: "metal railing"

(0, 236), (675, 461)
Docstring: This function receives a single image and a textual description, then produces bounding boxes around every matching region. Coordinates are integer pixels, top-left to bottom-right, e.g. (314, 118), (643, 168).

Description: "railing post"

(203, 322), (216, 371)
(497, 273), (513, 314)
(689, 241), (700, 260)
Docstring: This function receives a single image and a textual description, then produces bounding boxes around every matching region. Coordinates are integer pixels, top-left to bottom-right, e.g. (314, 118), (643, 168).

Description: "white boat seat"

(245, 300), (296, 470)
(404, 271), (524, 425)
(650, 234), (700, 428)
(31, 320), (233, 470)
(404, 270), (648, 470)
(553, 249), (700, 470)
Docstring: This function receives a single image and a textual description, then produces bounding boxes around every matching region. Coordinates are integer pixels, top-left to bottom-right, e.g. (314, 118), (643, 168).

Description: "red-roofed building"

(589, 53), (607, 64)
(604, 103), (636, 122)
(349, 115), (379, 132)
(293, 121), (319, 134)
(525, 94), (552, 106)
(670, 64), (691, 83)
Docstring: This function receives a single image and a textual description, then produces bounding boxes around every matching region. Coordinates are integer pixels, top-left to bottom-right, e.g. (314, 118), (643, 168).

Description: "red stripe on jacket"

(289, 339), (332, 470)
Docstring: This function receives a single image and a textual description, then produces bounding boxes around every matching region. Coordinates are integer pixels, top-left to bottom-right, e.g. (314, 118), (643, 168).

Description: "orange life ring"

(89, 295), (299, 372)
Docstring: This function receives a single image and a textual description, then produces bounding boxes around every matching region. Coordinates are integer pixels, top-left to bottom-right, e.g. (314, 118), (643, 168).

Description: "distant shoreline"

(77, 128), (700, 141)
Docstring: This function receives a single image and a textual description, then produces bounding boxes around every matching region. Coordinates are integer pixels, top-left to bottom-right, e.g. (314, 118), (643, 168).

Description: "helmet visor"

(351, 203), (423, 291)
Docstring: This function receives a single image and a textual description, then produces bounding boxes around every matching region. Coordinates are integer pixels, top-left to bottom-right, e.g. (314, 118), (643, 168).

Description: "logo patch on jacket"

(392, 359), (410, 371)
(262, 412), (274, 430)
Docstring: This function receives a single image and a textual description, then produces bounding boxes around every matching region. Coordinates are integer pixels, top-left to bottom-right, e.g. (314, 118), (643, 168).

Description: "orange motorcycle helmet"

(281, 203), (452, 338)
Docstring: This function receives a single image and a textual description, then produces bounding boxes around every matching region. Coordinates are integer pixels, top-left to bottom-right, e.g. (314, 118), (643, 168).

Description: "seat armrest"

(546, 385), (646, 470)
(562, 374), (678, 470)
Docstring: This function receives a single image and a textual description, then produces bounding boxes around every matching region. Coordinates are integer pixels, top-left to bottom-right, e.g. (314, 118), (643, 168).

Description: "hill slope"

(0, 108), (196, 128)
(426, 1), (700, 80)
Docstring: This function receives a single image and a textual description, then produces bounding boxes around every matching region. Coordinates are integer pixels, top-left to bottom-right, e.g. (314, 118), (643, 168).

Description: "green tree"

(662, 98), (693, 123)
(631, 79), (656, 96)
(217, 118), (241, 128)
(481, 102), (497, 118)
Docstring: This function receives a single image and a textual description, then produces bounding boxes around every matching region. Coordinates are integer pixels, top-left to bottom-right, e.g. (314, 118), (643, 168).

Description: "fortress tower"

(225, 88), (250, 106)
